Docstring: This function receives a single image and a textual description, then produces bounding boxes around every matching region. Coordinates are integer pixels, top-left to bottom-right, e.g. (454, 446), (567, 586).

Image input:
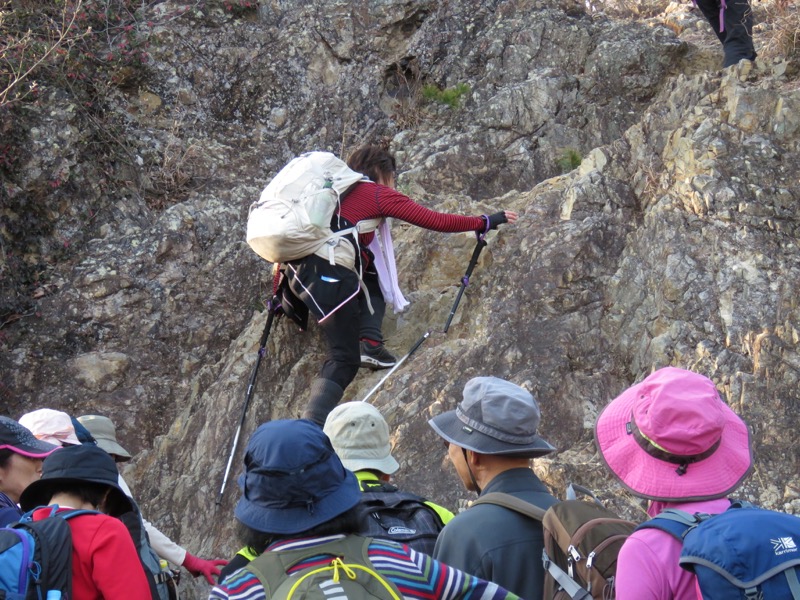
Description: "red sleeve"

(374, 187), (485, 232)
(88, 517), (153, 599)
(340, 182), (485, 233)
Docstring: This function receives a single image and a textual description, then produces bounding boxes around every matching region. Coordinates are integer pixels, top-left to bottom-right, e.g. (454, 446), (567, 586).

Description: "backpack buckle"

(542, 548), (551, 569)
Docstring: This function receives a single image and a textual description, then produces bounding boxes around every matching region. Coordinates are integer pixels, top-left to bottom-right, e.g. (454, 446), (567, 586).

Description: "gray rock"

(0, 0), (798, 597)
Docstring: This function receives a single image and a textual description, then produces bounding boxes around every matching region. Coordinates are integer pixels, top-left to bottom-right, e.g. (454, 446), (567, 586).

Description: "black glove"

(481, 211), (508, 232)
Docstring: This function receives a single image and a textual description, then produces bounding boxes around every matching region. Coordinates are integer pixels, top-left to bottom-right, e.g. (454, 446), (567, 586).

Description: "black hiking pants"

(695, 0), (756, 68)
(288, 255), (387, 391)
(319, 298), (362, 388)
(287, 255), (361, 390)
(317, 269), (387, 388)
(359, 264), (386, 343)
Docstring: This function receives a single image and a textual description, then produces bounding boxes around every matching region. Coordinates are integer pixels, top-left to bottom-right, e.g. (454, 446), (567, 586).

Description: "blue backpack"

(637, 502), (800, 599)
(0, 507), (99, 600)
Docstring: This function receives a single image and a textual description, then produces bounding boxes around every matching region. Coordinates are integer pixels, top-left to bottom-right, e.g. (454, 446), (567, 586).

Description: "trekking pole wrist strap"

(480, 214), (490, 238)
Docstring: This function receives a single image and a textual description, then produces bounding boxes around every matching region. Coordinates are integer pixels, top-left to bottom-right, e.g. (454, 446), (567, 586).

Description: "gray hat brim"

(429, 410), (555, 458)
(94, 437), (132, 461)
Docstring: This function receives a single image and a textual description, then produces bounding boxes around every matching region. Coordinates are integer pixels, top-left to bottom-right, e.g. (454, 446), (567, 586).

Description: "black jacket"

(433, 468), (557, 600)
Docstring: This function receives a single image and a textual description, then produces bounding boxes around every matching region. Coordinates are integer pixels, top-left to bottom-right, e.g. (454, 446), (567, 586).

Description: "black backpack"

(354, 482), (446, 555)
(0, 507), (99, 599)
(119, 504), (180, 600)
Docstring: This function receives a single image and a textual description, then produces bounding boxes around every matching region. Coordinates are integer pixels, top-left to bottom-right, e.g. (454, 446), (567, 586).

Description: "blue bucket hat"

(235, 419), (361, 535)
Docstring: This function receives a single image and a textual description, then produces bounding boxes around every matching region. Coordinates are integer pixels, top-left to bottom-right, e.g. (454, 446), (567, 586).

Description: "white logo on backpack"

(319, 578), (348, 599)
(771, 537), (798, 555)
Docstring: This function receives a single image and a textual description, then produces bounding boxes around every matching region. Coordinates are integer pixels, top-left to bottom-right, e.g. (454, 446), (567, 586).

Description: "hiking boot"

(360, 342), (397, 370)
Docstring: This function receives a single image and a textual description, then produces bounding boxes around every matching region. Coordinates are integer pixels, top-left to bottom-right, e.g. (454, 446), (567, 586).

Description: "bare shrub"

(383, 58), (428, 129)
(758, 0), (799, 70)
(146, 116), (207, 209)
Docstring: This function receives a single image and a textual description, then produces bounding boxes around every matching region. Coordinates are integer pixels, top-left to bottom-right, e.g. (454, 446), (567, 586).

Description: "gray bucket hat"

(428, 376), (555, 458)
(77, 415), (132, 461)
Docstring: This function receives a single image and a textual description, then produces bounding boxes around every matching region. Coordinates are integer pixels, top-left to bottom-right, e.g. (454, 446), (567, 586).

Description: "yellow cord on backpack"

(331, 557), (357, 583)
(285, 558), (402, 600)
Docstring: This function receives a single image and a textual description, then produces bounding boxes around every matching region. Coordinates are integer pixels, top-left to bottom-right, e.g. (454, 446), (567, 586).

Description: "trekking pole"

(216, 266), (284, 505)
(361, 232), (489, 402)
(361, 330), (430, 403)
(443, 234), (488, 333)
(216, 301), (277, 506)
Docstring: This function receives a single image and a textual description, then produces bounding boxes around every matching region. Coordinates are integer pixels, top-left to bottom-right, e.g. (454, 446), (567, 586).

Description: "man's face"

(446, 440), (478, 492)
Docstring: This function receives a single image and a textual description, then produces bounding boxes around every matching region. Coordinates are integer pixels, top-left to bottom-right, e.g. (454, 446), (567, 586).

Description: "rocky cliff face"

(1, 0), (798, 597)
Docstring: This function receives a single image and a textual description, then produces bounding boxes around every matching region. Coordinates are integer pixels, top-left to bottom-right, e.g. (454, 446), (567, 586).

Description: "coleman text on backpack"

(354, 482), (446, 556)
(246, 536), (401, 600)
(0, 507), (99, 600)
(637, 502), (800, 599)
(246, 152), (368, 267)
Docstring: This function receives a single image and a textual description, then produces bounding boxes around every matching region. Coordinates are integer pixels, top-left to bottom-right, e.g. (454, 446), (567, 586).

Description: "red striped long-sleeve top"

(338, 181), (485, 247)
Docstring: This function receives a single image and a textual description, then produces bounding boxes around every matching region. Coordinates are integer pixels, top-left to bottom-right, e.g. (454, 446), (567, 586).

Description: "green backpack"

(246, 536), (402, 600)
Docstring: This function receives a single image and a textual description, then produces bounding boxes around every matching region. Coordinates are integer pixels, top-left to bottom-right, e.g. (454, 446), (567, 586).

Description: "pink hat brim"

(37, 432), (81, 446)
(594, 377), (753, 502)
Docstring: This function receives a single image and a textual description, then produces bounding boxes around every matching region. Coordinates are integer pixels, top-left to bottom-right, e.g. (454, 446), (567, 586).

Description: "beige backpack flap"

(312, 218), (382, 269)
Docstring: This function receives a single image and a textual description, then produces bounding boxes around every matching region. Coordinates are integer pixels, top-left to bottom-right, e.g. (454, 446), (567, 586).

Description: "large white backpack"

(246, 151), (372, 268)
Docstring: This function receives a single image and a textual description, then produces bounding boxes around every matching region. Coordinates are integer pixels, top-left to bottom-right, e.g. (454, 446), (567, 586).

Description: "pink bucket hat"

(594, 367), (752, 502)
(18, 409), (81, 447)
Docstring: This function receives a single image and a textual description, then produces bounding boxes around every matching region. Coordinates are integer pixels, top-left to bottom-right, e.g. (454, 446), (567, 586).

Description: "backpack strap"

(471, 492), (547, 522)
(541, 549), (593, 600)
(20, 505), (102, 522)
(57, 509), (103, 521)
(635, 509), (708, 542)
